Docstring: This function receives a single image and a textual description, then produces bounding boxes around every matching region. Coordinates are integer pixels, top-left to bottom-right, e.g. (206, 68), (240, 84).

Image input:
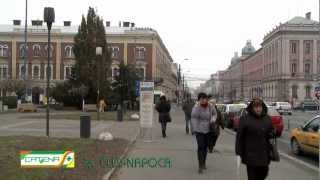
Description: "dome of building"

(230, 52), (239, 65)
(242, 40), (255, 56)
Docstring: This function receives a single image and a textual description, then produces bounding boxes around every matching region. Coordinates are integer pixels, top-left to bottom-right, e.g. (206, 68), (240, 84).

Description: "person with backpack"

(182, 98), (195, 134)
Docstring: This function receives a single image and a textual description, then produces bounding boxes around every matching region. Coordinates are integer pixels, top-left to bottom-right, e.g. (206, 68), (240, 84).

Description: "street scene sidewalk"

(113, 108), (319, 180)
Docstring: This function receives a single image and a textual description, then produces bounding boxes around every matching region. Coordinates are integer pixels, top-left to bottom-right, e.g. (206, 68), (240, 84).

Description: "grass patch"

(20, 111), (139, 121)
(0, 136), (129, 180)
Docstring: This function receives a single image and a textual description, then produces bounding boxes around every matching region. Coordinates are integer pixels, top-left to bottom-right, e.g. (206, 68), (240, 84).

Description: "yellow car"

(290, 116), (320, 156)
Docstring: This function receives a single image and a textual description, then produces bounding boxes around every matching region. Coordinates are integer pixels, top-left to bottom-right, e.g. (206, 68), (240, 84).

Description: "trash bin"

(80, 114), (91, 138)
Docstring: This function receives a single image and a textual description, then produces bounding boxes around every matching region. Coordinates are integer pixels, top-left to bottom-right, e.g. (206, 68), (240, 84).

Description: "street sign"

(139, 82), (154, 128)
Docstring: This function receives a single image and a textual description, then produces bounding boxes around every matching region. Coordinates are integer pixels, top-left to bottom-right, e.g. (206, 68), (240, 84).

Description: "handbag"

(269, 130), (280, 162)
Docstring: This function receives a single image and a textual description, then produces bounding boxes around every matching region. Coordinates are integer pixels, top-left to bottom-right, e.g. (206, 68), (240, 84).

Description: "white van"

(274, 102), (292, 115)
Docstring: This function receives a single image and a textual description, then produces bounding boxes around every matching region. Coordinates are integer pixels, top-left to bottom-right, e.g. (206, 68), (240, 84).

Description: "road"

(113, 107), (319, 180)
(279, 111), (319, 168)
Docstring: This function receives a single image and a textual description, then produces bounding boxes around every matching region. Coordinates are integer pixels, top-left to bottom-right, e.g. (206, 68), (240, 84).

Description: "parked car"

(224, 104), (247, 129)
(299, 100), (319, 111)
(232, 107), (284, 136)
(232, 108), (246, 131)
(290, 116), (320, 156)
(274, 102), (292, 115)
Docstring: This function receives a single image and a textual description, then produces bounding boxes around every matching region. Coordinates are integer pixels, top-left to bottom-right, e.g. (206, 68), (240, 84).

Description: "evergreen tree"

(72, 7), (111, 103)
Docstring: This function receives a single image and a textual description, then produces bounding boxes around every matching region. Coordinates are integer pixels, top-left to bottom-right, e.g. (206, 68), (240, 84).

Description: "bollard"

(80, 114), (91, 138)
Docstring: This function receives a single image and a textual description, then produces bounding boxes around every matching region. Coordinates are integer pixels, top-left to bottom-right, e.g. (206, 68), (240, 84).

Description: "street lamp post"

(23, 0), (28, 102)
(96, 47), (102, 121)
(44, 7), (55, 137)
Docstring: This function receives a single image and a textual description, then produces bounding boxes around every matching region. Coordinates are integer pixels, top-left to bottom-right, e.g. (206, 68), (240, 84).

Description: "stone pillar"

(124, 42), (128, 65)
(11, 40), (17, 79)
(56, 41), (61, 80)
(299, 40), (304, 75)
(313, 40), (317, 75)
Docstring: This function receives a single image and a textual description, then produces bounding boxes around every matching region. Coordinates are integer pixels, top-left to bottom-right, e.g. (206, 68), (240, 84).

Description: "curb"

(101, 129), (140, 180)
(224, 129), (319, 172)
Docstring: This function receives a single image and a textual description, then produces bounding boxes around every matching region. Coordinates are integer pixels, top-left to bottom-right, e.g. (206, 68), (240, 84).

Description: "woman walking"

(155, 95), (171, 138)
(236, 98), (274, 180)
(191, 93), (217, 174)
(208, 99), (224, 153)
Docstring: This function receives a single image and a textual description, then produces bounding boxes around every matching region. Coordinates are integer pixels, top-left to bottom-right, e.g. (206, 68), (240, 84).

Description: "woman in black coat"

(155, 96), (171, 138)
(235, 98), (274, 180)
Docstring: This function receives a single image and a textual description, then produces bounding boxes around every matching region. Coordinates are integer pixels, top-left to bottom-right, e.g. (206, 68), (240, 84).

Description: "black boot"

(162, 130), (166, 138)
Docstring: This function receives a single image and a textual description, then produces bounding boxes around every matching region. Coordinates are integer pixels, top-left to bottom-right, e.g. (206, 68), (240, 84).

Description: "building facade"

(0, 20), (178, 103)
(218, 13), (320, 106)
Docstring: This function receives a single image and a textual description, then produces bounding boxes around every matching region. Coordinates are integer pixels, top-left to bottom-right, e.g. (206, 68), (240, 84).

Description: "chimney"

(31, 20), (43, 26)
(13, 20), (21, 26)
(306, 12), (311, 20)
(123, 21), (130, 27)
(63, 21), (71, 26)
(106, 21), (110, 27)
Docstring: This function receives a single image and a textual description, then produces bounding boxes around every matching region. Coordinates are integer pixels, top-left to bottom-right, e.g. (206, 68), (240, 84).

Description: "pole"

(46, 27), (51, 137)
(97, 55), (100, 121)
(24, 0), (28, 102)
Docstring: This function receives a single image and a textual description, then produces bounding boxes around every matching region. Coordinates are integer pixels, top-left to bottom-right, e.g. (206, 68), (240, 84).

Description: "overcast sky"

(0, 0), (318, 87)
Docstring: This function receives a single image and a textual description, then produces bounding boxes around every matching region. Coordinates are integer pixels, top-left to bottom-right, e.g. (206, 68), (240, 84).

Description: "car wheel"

(291, 138), (301, 155)
(289, 112), (292, 115)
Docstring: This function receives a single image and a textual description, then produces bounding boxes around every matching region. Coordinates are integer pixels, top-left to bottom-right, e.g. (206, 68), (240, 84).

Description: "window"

(292, 85), (298, 98)
(0, 44), (9, 57)
(64, 65), (73, 80)
(0, 64), (8, 80)
(65, 46), (74, 58)
(135, 47), (146, 59)
(305, 42), (311, 54)
(33, 44), (41, 57)
(44, 65), (53, 80)
(32, 65), (40, 80)
(291, 42), (297, 54)
(137, 67), (145, 80)
(19, 44), (28, 58)
(291, 63), (297, 76)
(108, 46), (120, 59)
(112, 67), (119, 80)
(305, 86), (311, 99)
(304, 63), (311, 74)
(45, 44), (54, 57)
(304, 118), (320, 132)
(19, 64), (28, 79)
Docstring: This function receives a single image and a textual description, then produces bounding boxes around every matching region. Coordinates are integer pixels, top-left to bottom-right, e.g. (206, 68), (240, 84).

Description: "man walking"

(182, 98), (195, 134)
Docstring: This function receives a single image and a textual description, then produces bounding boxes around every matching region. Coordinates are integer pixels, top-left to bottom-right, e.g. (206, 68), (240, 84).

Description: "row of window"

(108, 46), (146, 59)
(292, 85), (311, 99)
(111, 67), (145, 80)
(249, 85), (312, 99)
(0, 44), (147, 60)
(17, 64), (73, 80)
(290, 41), (313, 55)
(0, 44), (75, 58)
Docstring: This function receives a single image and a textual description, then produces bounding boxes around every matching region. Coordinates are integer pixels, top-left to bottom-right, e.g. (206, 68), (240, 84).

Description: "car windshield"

(229, 105), (246, 112)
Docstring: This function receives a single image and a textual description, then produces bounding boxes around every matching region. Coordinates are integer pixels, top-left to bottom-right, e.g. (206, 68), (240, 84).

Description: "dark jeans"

(161, 122), (167, 137)
(195, 132), (210, 168)
(208, 131), (219, 151)
(246, 165), (269, 180)
(185, 116), (192, 133)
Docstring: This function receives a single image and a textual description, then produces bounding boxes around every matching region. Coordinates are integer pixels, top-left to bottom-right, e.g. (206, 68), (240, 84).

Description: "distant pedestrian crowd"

(155, 93), (279, 180)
